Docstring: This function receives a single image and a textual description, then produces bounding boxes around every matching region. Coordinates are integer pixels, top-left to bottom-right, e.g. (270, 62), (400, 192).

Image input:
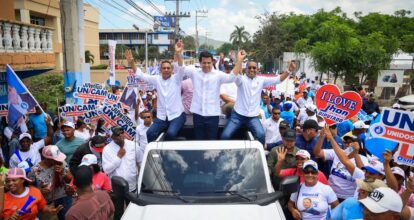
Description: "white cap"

(353, 120), (369, 129)
(362, 159), (385, 175)
(305, 104), (317, 113)
(62, 121), (75, 129)
(360, 187), (403, 213)
(79, 154), (98, 166)
(303, 160), (318, 170)
(296, 150), (311, 159)
(391, 166), (405, 178)
(19, 133), (32, 141)
(392, 103), (401, 109)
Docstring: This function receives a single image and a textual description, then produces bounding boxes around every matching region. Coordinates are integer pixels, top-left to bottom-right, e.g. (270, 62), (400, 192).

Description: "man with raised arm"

(126, 42), (186, 142)
(220, 58), (296, 145)
(175, 41), (244, 140)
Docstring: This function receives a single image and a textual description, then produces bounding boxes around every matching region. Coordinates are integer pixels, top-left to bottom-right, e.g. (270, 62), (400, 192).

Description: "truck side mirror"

(112, 176), (129, 199)
(279, 175), (299, 195)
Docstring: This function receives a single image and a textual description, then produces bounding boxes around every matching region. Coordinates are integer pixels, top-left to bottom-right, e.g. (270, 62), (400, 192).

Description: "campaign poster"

(315, 84), (362, 125)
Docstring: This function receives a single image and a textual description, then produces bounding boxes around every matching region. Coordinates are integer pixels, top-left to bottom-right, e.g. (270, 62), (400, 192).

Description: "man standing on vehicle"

(175, 41), (244, 140)
(220, 57), (296, 145)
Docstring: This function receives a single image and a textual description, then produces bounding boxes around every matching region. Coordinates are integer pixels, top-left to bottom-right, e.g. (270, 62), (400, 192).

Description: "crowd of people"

(0, 40), (412, 220)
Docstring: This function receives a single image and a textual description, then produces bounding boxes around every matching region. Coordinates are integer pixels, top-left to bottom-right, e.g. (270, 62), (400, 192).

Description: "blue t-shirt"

(337, 120), (354, 137)
(331, 197), (363, 220)
(280, 111), (294, 128)
(295, 134), (318, 158)
(28, 113), (47, 139)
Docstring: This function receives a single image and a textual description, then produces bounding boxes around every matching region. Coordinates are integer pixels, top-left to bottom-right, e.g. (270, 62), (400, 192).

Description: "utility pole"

(60, 0), (84, 104)
(205, 31), (212, 49)
(195, 10), (207, 55)
(164, 0), (190, 38)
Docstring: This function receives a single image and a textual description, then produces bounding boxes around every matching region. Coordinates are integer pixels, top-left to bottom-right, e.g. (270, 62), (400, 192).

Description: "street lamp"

(133, 24), (149, 71)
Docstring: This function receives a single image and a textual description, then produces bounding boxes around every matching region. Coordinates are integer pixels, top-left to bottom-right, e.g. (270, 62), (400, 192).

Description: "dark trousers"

(193, 113), (219, 140)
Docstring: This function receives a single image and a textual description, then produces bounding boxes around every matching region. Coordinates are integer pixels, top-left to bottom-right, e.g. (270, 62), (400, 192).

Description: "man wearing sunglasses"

(221, 59), (296, 145)
(135, 110), (153, 149)
(263, 108), (285, 147)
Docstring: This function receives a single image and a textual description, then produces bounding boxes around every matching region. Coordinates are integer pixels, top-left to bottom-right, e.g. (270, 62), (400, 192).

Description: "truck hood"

(122, 203), (285, 220)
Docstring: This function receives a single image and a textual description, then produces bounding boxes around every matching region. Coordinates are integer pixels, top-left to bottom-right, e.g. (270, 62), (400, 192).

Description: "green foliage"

(199, 44), (214, 51)
(23, 73), (64, 112)
(216, 43), (238, 56)
(90, 64), (108, 70)
(229, 25), (251, 49)
(85, 50), (95, 64)
(182, 36), (196, 50)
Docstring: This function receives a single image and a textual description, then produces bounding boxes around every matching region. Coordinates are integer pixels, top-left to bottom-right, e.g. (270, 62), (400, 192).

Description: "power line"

(99, 0), (153, 25)
(143, 0), (164, 15)
(124, 0), (154, 21)
(86, 0), (123, 29)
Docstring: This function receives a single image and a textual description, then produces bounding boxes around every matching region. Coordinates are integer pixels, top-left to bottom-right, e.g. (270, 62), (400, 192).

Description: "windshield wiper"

(197, 190), (253, 202)
(141, 188), (189, 203)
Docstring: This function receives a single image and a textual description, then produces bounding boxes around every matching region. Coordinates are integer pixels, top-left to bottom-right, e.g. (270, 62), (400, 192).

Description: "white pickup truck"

(112, 133), (298, 220)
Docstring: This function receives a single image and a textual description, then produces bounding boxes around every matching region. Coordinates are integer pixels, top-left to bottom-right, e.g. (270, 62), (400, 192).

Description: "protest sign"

(126, 74), (155, 91)
(99, 103), (136, 140)
(59, 104), (96, 118)
(73, 87), (109, 102)
(315, 84), (362, 125)
(108, 40), (117, 85)
(83, 108), (102, 124)
(357, 109), (373, 121)
(370, 108), (414, 144)
(393, 143), (414, 167)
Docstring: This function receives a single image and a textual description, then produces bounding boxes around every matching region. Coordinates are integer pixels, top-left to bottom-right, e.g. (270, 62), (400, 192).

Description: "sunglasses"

(143, 116), (151, 119)
(303, 169), (318, 175)
(247, 66), (257, 70)
(273, 112), (280, 115)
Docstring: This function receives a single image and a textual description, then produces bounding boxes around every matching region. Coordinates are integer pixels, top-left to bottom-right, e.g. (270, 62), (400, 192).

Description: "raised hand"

(288, 60), (296, 72)
(237, 49), (247, 61)
(382, 150), (393, 164)
(175, 40), (184, 54)
(276, 147), (288, 161)
(324, 125), (333, 140)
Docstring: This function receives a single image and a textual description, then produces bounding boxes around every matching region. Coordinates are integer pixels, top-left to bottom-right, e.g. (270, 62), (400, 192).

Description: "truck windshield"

(140, 148), (268, 196)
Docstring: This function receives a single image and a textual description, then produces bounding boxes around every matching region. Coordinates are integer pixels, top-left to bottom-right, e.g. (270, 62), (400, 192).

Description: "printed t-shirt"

(2, 186), (46, 220)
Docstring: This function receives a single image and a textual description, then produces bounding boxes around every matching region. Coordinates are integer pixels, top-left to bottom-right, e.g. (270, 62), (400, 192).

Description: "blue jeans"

(221, 111), (265, 145)
(193, 113), (219, 140)
(146, 112), (186, 142)
(54, 196), (72, 220)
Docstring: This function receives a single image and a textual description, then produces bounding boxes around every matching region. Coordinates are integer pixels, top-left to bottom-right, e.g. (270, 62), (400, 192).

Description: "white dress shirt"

(220, 82), (238, 106)
(234, 75), (282, 117)
(182, 67), (236, 116)
(102, 139), (145, 192)
(135, 67), (184, 121)
(135, 123), (151, 149)
(263, 118), (284, 144)
(296, 96), (313, 108)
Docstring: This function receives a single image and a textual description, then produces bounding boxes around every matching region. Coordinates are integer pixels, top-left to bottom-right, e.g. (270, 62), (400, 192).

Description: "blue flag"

(7, 64), (37, 132)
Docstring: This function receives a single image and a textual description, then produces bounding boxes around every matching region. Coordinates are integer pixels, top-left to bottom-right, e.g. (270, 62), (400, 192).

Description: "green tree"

(199, 44), (214, 51)
(229, 25), (250, 49)
(216, 43), (237, 56)
(85, 50), (95, 64)
(182, 36), (196, 50)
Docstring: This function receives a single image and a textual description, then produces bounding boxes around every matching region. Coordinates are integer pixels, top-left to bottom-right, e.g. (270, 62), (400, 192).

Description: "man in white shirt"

(126, 46), (186, 143)
(220, 62), (237, 117)
(102, 126), (145, 192)
(135, 110), (152, 149)
(297, 103), (318, 126)
(296, 90), (313, 108)
(263, 108), (284, 145)
(221, 59), (296, 145)
(176, 41), (243, 140)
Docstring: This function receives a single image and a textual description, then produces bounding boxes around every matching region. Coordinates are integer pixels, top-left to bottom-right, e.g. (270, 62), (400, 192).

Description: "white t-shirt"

(323, 149), (368, 199)
(9, 139), (45, 168)
(290, 182), (337, 220)
(74, 129), (91, 141)
(263, 118), (284, 144)
(220, 83), (237, 106)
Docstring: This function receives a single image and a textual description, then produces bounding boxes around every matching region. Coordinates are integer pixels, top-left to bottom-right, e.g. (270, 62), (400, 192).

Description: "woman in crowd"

(74, 118), (93, 141)
(2, 168), (63, 220)
(70, 154), (111, 192)
(288, 160), (339, 219)
(28, 145), (73, 220)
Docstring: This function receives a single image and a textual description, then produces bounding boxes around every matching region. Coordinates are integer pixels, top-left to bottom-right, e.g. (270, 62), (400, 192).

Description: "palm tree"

(229, 25), (250, 49)
(85, 50), (95, 64)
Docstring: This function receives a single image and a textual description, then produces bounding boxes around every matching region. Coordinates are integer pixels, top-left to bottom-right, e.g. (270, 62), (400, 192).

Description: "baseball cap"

(282, 129), (296, 141)
(392, 103), (401, 109)
(360, 187), (403, 213)
(343, 135), (357, 142)
(283, 102), (293, 111)
(305, 104), (317, 113)
(303, 160), (318, 171)
(7, 168), (32, 182)
(42, 145), (66, 162)
(61, 121), (75, 129)
(362, 160), (385, 175)
(296, 150), (311, 159)
(111, 126), (124, 136)
(303, 119), (319, 130)
(90, 135), (107, 153)
(391, 166), (405, 178)
(79, 154), (98, 166)
(279, 121), (290, 129)
(356, 179), (387, 193)
(19, 133), (32, 141)
(353, 120), (369, 129)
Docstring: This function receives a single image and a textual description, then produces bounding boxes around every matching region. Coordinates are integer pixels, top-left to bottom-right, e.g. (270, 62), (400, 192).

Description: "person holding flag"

(2, 168), (63, 219)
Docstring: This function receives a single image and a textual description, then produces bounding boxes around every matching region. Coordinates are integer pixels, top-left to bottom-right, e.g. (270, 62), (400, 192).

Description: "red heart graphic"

(315, 84), (362, 125)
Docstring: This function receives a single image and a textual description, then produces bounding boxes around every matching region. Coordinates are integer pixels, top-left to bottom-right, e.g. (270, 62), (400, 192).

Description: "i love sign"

(315, 84), (362, 125)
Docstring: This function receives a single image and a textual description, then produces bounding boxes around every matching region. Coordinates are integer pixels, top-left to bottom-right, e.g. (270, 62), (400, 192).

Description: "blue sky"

(89, 0), (413, 42)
